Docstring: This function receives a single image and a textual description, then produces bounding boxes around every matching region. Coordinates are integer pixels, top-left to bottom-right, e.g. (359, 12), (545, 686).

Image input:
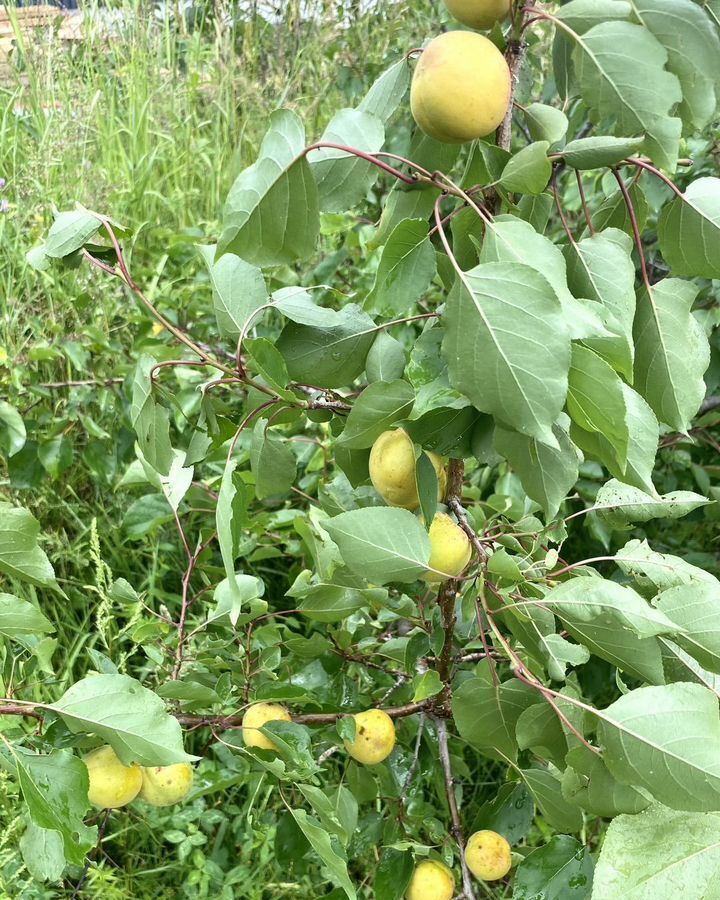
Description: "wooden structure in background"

(0, 4), (82, 78)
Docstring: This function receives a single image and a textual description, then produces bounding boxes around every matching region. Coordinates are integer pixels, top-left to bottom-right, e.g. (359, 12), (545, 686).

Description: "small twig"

(436, 717), (477, 900)
(575, 170), (595, 234)
(612, 168), (650, 290)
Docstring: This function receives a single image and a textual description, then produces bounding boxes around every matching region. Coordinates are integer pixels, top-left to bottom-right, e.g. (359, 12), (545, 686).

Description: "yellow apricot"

(241, 702), (292, 751)
(369, 429), (446, 510)
(424, 513), (471, 582)
(344, 709), (396, 765)
(465, 830), (512, 881)
(444, 0), (510, 30)
(406, 859), (455, 900)
(410, 31), (511, 143)
(139, 763), (193, 807)
(83, 745), (142, 809)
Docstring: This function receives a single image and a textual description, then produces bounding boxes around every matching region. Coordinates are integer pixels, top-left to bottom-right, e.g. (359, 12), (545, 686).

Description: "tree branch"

(436, 717), (477, 900)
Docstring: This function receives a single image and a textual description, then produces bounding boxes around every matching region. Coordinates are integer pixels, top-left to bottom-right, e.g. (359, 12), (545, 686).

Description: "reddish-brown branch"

(575, 170), (595, 234)
(612, 168), (651, 290)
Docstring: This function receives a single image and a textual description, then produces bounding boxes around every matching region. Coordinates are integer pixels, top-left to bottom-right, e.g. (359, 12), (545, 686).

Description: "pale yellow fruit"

(465, 830), (512, 881)
(242, 702), (292, 751)
(406, 859), (455, 900)
(139, 763), (193, 807)
(444, 0), (510, 30)
(369, 429), (446, 510)
(83, 745), (142, 809)
(410, 31), (511, 143)
(344, 709), (396, 765)
(424, 512), (472, 582)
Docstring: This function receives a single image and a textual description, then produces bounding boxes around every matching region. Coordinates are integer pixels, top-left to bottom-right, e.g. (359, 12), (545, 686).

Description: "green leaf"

(19, 822), (66, 883)
(593, 181), (649, 237)
(523, 104), (568, 145)
(49, 673), (195, 766)
(566, 345), (629, 472)
(245, 338), (294, 399)
(556, 0), (632, 32)
(375, 848), (414, 900)
(412, 670), (443, 702)
(215, 457), (251, 624)
(324, 508), (430, 584)
(494, 421), (580, 520)
(657, 178), (720, 279)
(250, 419), (297, 500)
(365, 332), (406, 383)
(366, 218), (436, 316)
(286, 808), (356, 900)
(631, 0), (720, 131)
(219, 109), (319, 266)
(656, 583), (720, 674)
(593, 480), (711, 529)
(500, 141), (552, 195)
(597, 683), (720, 811)
(558, 135), (645, 169)
(570, 384), (658, 494)
(0, 593), (54, 639)
(131, 356), (173, 477)
(12, 748), (96, 867)
(0, 400), (26, 458)
(276, 303), (376, 389)
(44, 207), (101, 258)
(520, 768), (583, 832)
(562, 745), (650, 817)
(542, 577), (677, 683)
(480, 215), (599, 341)
(515, 702), (569, 769)
(571, 20), (682, 169)
(38, 436), (73, 479)
(512, 835), (594, 900)
(616, 539), (719, 597)
(442, 262), (570, 447)
(405, 406), (477, 457)
(633, 278), (710, 432)
(296, 585), (374, 623)
(472, 783), (535, 844)
(310, 108), (385, 212)
(358, 59), (410, 123)
(452, 669), (537, 762)
(197, 245), (268, 341)
(564, 228), (635, 381)
(338, 380), (414, 449)
(593, 804), (720, 900)
(0, 503), (57, 589)
(516, 193), (554, 232)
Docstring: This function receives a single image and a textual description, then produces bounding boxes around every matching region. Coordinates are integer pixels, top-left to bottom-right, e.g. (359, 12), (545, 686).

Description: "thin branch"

(436, 717), (477, 900)
(612, 168), (651, 290)
(575, 170), (595, 234)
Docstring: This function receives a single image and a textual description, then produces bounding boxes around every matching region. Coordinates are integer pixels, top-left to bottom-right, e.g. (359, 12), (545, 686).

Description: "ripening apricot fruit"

(241, 702), (292, 751)
(83, 745), (143, 809)
(139, 763), (193, 807)
(406, 859), (455, 900)
(344, 709), (396, 765)
(465, 830), (512, 881)
(369, 428), (446, 510)
(424, 512), (471, 582)
(410, 31), (511, 143)
(444, 0), (510, 30)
